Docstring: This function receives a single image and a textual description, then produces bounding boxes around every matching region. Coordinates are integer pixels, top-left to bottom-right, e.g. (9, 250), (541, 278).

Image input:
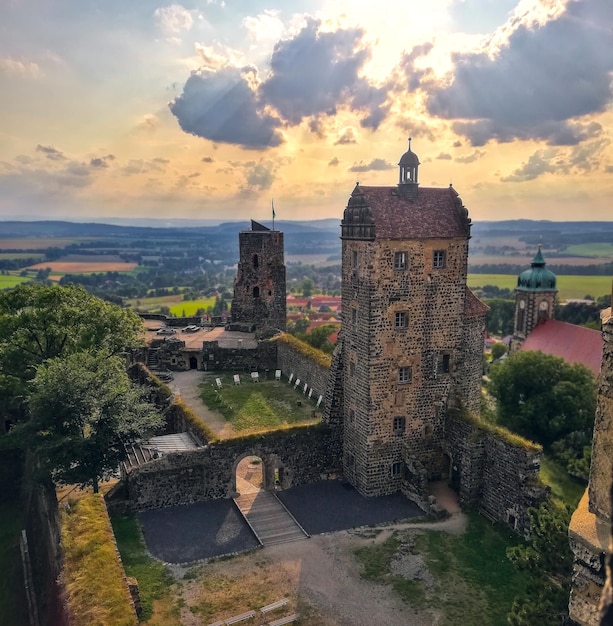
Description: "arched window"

(253, 254), (259, 269)
(253, 286), (260, 298)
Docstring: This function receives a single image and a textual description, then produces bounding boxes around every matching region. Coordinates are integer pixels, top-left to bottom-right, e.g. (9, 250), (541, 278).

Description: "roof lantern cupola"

(398, 137), (420, 199)
(516, 243), (557, 292)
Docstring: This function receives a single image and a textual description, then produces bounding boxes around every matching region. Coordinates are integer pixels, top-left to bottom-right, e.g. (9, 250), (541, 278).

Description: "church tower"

(510, 245), (557, 352)
(230, 220), (286, 334)
(330, 141), (487, 501)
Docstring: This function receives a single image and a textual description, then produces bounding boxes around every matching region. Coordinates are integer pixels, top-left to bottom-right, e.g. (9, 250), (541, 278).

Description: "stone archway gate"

(125, 424), (341, 511)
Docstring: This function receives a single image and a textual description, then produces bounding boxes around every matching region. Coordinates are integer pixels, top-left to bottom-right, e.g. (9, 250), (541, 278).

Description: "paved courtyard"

(139, 479), (424, 563)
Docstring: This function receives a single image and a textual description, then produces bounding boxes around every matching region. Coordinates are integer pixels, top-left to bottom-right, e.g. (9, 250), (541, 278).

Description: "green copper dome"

(516, 245), (557, 292)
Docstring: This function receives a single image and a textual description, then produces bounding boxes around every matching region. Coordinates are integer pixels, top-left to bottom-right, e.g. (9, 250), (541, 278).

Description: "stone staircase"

(147, 349), (159, 369)
(234, 490), (308, 546)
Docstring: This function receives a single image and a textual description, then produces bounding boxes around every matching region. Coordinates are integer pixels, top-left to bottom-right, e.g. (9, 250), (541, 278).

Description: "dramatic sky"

(1, 0), (612, 223)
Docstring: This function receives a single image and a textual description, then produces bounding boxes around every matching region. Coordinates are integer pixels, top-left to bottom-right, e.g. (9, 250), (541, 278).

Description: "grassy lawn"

(468, 273), (612, 300)
(0, 500), (29, 626)
(355, 515), (528, 626)
(111, 514), (180, 624)
(539, 455), (585, 508)
(200, 374), (320, 432)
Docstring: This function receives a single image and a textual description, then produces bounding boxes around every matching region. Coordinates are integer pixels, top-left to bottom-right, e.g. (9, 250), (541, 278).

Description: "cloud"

(259, 19), (391, 129)
(169, 66), (284, 149)
(154, 4), (194, 35)
(399, 43), (434, 90)
(455, 150), (486, 164)
(242, 10), (284, 44)
(328, 157), (339, 167)
(202, 156), (214, 163)
(349, 158), (394, 172)
(246, 162), (274, 189)
(501, 149), (560, 182)
(334, 127), (357, 145)
(135, 114), (161, 133)
(453, 140), (462, 148)
(36, 145), (66, 161)
(0, 56), (40, 78)
(90, 154), (115, 169)
(436, 152), (452, 160)
(425, 0), (613, 145)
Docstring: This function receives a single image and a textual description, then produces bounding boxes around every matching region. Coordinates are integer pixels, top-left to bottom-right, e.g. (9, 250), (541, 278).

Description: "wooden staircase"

(234, 490), (308, 546)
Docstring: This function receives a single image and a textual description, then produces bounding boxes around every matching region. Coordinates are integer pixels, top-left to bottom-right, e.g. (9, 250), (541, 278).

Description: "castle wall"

(276, 337), (330, 405)
(201, 340), (278, 373)
(457, 314), (486, 415)
(125, 425), (342, 510)
(445, 411), (545, 536)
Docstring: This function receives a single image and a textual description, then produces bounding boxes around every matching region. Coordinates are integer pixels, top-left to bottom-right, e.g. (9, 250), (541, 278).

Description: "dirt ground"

(169, 513), (467, 626)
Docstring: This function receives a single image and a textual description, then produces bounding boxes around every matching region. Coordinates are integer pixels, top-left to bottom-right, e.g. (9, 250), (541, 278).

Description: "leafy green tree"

(0, 284), (144, 419)
(490, 342), (507, 360)
(16, 353), (162, 493)
(484, 298), (515, 335)
(301, 278), (315, 298)
(488, 351), (596, 448)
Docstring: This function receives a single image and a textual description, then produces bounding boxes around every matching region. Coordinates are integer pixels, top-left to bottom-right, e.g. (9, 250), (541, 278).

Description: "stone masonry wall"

(457, 313), (486, 415)
(445, 411), (545, 536)
(202, 340), (277, 373)
(125, 424), (342, 510)
(276, 340), (330, 404)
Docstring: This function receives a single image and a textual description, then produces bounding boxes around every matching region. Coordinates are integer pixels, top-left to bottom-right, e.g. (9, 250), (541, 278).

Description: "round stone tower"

(510, 244), (557, 351)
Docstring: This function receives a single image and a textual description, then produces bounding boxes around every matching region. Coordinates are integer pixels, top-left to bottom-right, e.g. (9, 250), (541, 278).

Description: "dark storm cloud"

(36, 144), (66, 161)
(425, 0), (613, 145)
(349, 158), (394, 172)
(400, 42), (434, 90)
(260, 19), (391, 130)
(169, 66), (284, 149)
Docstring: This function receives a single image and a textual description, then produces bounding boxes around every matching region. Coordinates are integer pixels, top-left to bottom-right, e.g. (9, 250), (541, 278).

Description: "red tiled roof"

(519, 319), (602, 376)
(464, 288), (490, 318)
(358, 185), (470, 240)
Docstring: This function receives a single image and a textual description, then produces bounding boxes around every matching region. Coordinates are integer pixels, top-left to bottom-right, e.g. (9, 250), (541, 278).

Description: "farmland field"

(0, 275), (31, 289)
(0, 252), (45, 261)
(467, 274), (612, 301)
(565, 243), (613, 258)
(169, 297), (216, 316)
(0, 238), (92, 250)
(25, 261), (138, 273)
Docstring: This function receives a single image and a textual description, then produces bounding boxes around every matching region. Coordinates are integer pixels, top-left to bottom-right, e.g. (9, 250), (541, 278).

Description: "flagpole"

(272, 198), (275, 231)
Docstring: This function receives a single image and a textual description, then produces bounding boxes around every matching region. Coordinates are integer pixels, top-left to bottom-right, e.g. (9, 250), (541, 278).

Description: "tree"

(488, 350), (596, 448)
(490, 342), (507, 360)
(0, 283), (144, 423)
(484, 298), (515, 335)
(301, 278), (315, 298)
(17, 353), (162, 493)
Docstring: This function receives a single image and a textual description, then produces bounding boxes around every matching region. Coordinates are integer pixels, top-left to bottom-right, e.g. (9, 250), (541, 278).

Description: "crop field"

(0, 275), (30, 289)
(25, 261), (138, 273)
(169, 297), (216, 316)
(0, 238), (90, 250)
(565, 243), (613, 258)
(467, 273), (612, 300)
(0, 252), (45, 261)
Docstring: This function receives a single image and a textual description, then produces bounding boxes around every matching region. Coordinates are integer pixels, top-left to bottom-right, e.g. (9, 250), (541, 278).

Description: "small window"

(395, 311), (408, 329)
(424, 424), (433, 437)
(398, 366), (412, 384)
(350, 362), (356, 376)
(347, 453), (355, 467)
(253, 254), (259, 269)
(349, 409), (355, 423)
(394, 251), (407, 270)
(433, 250), (446, 269)
(253, 286), (260, 298)
(393, 416), (406, 435)
(391, 462), (402, 477)
(352, 250), (358, 267)
(440, 353), (451, 374)
(351, 308), (357, 324)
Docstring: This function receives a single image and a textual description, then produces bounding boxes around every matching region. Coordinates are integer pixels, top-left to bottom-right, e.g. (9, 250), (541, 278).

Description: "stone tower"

(329, 140), (488, 500)
(510, 245), (557, 352)
(568, 283), (613, 625)
(230, 220), (286, 333)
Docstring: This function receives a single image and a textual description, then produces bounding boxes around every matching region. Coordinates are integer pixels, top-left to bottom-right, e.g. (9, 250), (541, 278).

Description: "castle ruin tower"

(510, 244), (557, 352)
(332, 141), (487, 501)
(230, 220), (286, 334)
(568, 283), (613, 624)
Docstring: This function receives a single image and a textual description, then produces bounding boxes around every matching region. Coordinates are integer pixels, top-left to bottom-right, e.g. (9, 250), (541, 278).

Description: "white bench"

(224, 609), (256, 624)
(266, 614), (299, 626)
(260, 598), (289, 614)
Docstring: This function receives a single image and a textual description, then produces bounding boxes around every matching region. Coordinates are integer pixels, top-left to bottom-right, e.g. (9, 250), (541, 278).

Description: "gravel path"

(169, 370), (236, 438)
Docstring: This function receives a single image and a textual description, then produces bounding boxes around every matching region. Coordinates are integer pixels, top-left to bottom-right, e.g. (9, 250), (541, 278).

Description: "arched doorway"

(236, 456), (264, 496)
(189, 356), (197, 369)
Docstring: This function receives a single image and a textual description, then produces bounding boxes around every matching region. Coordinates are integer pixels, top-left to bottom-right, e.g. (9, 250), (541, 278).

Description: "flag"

(272, 198), (276, 220)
